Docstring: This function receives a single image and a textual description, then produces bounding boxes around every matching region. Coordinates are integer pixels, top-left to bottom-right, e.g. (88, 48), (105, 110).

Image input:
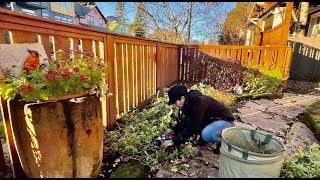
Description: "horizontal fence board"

(0, 21), (104, 41)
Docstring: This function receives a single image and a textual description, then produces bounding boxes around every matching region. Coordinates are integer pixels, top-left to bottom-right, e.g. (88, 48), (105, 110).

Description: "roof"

(75, 4), (107, 23)
(75, 4), (91, 18)
(106, 16), (121, 22)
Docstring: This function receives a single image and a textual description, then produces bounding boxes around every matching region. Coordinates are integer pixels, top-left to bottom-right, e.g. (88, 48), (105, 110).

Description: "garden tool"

(161, 139), (174, 148)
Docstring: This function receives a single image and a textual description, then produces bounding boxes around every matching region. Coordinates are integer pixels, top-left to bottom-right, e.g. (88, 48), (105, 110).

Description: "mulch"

(284, 80), (320, 95)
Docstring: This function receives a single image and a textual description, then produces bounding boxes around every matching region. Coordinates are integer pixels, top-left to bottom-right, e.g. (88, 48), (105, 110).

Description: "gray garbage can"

(218, 127), (285, 178)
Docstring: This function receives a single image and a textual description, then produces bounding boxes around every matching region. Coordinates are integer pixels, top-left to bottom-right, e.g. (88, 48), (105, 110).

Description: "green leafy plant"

(190, 83), (235, 106)
(243, 65), (287, 95)
(104, 95), (197, 174)
(0, 49), (110, 102)
(0, 122), (5, 142)
(281, 143), (320, 178)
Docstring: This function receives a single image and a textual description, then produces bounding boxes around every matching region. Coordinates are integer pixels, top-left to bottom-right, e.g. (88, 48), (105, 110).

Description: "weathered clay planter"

(7, 94), (103, 178)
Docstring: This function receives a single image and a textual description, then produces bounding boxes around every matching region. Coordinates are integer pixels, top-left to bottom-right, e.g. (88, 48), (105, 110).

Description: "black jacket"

(171, 90), (234, 145)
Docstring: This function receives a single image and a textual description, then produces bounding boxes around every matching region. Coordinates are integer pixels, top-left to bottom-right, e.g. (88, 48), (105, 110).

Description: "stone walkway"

(156, 93), (320, 178)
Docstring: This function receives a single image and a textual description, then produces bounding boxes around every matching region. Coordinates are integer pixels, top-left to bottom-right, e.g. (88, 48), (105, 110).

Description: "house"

(245, 2), (320, 47)
(0, 2), (75, 24)
(245, 2), (320, 82)
(106, 16), (133, 35)
(74, 4), (107, 30)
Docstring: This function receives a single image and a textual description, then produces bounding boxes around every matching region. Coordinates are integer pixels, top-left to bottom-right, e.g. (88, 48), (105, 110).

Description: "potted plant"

(0, 49), (110, 178)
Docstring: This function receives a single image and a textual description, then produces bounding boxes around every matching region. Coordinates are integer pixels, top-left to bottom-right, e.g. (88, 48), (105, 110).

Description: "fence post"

(280, 2), (293, 46)
(156, 44), (161, 91)
(284, 47), (293, 77)
(177, 46), (181, 83)
(105, 34), (117, 130)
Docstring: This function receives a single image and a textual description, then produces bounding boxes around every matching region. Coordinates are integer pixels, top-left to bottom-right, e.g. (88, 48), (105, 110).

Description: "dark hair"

(167, 84), (187, 105)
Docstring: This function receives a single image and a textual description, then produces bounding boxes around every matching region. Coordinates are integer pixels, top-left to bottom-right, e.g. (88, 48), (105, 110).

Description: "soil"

(284, 80), (320, 95)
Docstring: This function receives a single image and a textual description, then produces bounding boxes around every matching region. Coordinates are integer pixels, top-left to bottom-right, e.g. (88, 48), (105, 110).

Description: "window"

(87, 15), (94, 25)
(99, 18), (103, 27)
(21, 8), (35, 15)
(61, 17), (67, 22)
(42, 12), (49, 18)
(67, 19), (74, 24)
(55, 2), (72, 8)
(55, 15), (61, 21)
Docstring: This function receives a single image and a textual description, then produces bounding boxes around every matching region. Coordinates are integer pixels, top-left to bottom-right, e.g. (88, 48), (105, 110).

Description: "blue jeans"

(201, 120), (235, 144)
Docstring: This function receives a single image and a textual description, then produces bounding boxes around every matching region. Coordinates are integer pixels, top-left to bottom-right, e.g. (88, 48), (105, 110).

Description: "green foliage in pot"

(0, 49), (110, 102)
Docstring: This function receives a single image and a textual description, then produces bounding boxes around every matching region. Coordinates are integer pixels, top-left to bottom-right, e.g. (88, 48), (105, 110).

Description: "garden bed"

(97, 80), (288, 178)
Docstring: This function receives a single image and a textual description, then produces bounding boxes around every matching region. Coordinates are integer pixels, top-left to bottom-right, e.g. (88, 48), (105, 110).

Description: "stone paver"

(243, 101), (268, 111)
(239, 115), (289, 133)
(234, 121), (255, 130)
(267, 105), (305, 119)
(284, 122), (319, 155)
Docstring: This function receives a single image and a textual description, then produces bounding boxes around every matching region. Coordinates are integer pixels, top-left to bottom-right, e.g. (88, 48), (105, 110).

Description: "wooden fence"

(180, 45), (293, 82)
(260, 23), (284, 46)
(288, 41), (320, 82)
(0, 8), (294, 178)
(0, 8), (179, 177)
(254, 2), (293, 47)
(0, 8), (180, 129)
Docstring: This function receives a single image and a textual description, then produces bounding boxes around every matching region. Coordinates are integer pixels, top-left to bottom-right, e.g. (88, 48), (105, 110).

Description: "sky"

(96, 2), (236, 41)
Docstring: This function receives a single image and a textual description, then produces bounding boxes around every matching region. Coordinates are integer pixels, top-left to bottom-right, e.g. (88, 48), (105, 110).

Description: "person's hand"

(165, 131), (175, 140)
(161, 139), (174, 148)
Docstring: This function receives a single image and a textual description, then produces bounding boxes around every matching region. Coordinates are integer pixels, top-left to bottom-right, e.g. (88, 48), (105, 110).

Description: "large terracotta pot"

(7, 94), (103, 178)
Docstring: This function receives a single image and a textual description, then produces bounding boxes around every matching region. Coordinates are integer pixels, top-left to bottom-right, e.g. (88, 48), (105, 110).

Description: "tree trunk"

(297, 2), (309, 37)
(187, 2), (193, 43)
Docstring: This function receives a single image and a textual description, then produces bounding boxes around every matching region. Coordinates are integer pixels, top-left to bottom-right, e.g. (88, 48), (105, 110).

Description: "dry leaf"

(115, 158), (120, 163)
(171, 166), (178, 173)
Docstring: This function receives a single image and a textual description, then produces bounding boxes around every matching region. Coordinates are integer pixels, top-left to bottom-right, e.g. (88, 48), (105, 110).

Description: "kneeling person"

(162, 84), (235, 154)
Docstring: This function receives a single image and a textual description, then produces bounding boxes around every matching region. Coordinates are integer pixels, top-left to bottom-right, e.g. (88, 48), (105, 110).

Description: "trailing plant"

(243, 65), (287, 94)
(104, 95), (197, 174)
(190, 83), (235, 106)
(0, 49), (110, 102)
(281, 143), (320, 178)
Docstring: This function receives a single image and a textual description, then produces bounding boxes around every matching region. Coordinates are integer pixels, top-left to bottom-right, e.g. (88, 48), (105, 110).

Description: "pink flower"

(27, 83), (34, 92)
(73, 66), (80, 73)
